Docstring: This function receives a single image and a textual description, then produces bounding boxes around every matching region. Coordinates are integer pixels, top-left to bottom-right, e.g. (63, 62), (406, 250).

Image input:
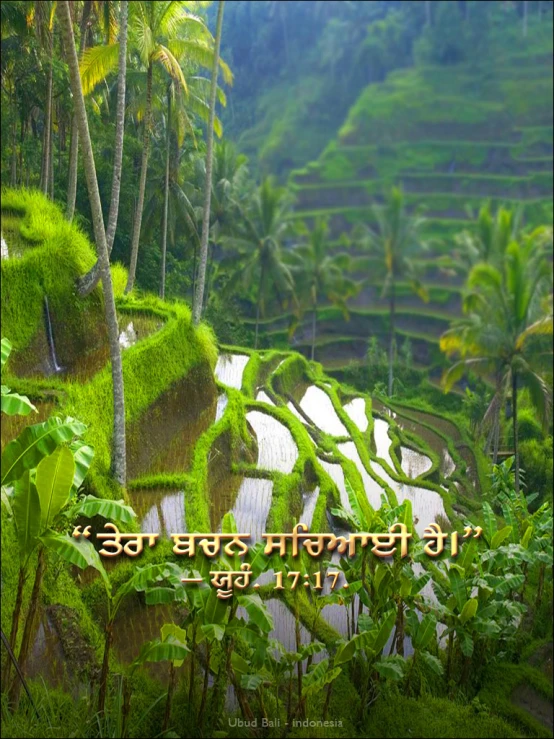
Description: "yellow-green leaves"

(460, 598), (478, 625)
(36, 445), (75, 531)
(12, 471), (41, 564)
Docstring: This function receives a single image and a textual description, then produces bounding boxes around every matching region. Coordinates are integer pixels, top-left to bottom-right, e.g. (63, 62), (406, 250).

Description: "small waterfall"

(43, 296), (62, 374)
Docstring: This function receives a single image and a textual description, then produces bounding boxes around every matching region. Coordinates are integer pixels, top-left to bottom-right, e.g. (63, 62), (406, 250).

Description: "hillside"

(239, 15), (554, 377)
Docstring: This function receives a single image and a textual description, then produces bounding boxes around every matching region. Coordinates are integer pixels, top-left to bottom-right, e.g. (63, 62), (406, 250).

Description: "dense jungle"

(0, 1), (553, 738)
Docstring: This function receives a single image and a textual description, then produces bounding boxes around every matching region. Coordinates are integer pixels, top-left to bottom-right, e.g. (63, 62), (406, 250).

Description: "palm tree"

(453, 203), (521, 274)
(357, 187), (428, 396)
(289, 217), (356, 361)
(59, 0), (127, 485)
(80, 1), (232, 295)
(189, 139), (250, 308)
(193, 0), (226, 324)
(224, 177), (295, 348)
(66, 0), (93, 220)
(141, 74), (228, 299)
(75, 1), (129, 297)
(441, 235), (553, 493)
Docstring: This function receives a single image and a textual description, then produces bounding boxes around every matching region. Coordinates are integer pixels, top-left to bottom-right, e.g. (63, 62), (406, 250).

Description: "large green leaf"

(491, 526), (513, 549)
(145, 587), (178, 606)
(334, 638), (357, 666)
(231, 651), (251, 675)
(1, 391), (37, 417)
(238, 593), (273, 633)
(1, 338), (12, 371)
(481, 502), (497, 547)
(1, 416), (85, 485)
(36, 446), (75, 530)
(374, 657), (405, 681)
(240, 673), (264, 691)
(114, 563), (182, 612)
(521, 525), (533, 549)
(72, 495), (136, 524)
(419, 650), (443, 676)
(40, 530), (110, 591)
(460, 598), (478, 625)
(448, 566), (467, 613)
(302, 659), (341, 696)
(202, 586), (229, 627)
(413, 613), (436, 651)
(161, 624), (188, 667)
(501, 503), (520, 543)
(12, 471), (41, 563)
(372, 609), (397, 654)
(201, 623), (225, 642)
(133, 636), (189, 669)
(69, 442), (94, 492)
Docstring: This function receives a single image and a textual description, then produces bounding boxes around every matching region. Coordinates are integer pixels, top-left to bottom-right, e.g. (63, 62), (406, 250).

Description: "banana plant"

(4, 439), (135, 709)
(120, 623), (190, 738)
(404, 609), (443, 694)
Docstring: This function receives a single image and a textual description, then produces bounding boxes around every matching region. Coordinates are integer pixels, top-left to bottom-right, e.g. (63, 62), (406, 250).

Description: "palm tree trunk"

(66, 116), (79, 218)
(48, 119), (54, 198)
(40, 44), (54, 196)
(388, 280), (396, 397)
(10, 90), (17, 186)
(192, 0), (225, 325)
(77, 1), (128, 294)
(203, 243), (215, 311)
(161, 87), (171, 300)
(425, 0), (432, 26)
(66, 0), (92, 221)
(59, 0), (126, 486)
(512, 371), (520, 493)
(105, 0), (128, 254)
(9, 549), (45, 710)
(2, 567), (26, 689)
(255, 264), (265, 350)
(311, 297), (317, 361)
(125, 60), (153, 294)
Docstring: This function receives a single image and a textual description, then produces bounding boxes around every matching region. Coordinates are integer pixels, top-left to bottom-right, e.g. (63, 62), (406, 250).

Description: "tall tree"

(357, 187), (428, 396)
(224, 177), (295, 348)
(59, 0), (127, 485)
(79, 1), (231, 295)
(66, 0), (93, 221)
(193, 0), (225, 324)
(441, 235), (553, 493)
(289, 217), (356, 361)
(77, 0), (129, 297)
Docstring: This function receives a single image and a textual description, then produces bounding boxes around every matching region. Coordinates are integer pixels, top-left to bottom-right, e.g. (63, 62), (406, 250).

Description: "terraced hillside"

(254, 21), (554, 375)
(1, 189), (486, 679)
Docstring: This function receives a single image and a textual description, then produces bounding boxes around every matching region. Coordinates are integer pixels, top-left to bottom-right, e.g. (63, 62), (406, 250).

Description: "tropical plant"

(1, 344), (134, 709)
(453, 203), (521, 274)
(59, 0), (127, 485)
(224, 176), (296, 348)
(193, 0), (226, 324)
(79, 0), (233, 294)
(441, 235), (553, 492)
(289, 217), (356, 360)
(76, 0), (129, 297)
(355, 187), (428, 396)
